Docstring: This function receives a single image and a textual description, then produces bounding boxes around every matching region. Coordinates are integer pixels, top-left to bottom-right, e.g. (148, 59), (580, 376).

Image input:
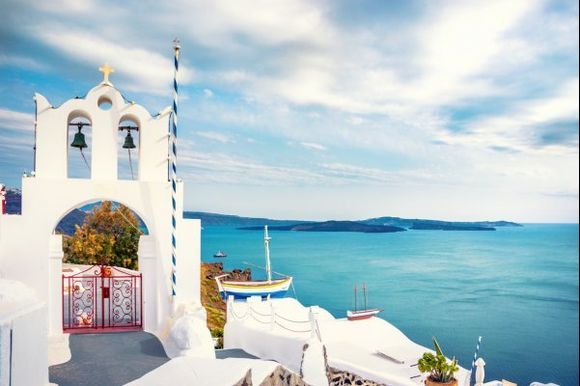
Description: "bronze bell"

(122, 131), (136, 149)
(71, 127), (88, 149)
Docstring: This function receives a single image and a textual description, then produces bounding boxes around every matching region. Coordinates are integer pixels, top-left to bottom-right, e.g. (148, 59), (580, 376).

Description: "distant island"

(3, 189), (523, 234)
(186, 211), (522, 232)
(410, 223), (495, 231)
(240, 221), (406, 233)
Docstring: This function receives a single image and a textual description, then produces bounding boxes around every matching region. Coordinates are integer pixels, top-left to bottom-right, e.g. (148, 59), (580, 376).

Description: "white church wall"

(0, 72), (202, 345)
(0, 177), (200, 335)
(11, 303), (49, 386)
(0, 279), (48, 386)
(177, 218), (201, 303)
(48, 235), (64, 336)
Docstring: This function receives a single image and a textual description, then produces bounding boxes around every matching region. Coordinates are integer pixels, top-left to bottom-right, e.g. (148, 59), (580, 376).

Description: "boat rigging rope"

(241, 261), (289, 279)
(290, 281), (298, 300)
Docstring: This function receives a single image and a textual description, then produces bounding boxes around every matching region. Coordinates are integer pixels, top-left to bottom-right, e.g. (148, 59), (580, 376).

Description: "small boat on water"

(346, 283), (382, 321)
(215, 226), (292, 299)
(213, 250), (228, 258)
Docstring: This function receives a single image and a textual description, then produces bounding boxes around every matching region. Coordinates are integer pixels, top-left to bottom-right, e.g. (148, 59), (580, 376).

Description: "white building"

(0, 65), (205, 385)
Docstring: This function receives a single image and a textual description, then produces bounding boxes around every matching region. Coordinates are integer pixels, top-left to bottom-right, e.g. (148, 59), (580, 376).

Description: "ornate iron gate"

(62, 265), (142, 332)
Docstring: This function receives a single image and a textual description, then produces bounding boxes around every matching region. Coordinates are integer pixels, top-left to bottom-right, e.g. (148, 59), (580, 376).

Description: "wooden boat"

(215, 225), (293, 299)
(347, 283), (382, 321)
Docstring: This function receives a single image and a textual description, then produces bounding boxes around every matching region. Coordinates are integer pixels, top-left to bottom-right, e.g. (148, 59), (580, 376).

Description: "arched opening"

(54, 200), (149, 268)
(118, 116), (140, 180)
(67, 111), (92, 179)
(97, 95), (113, 111)
(53, 200), (148, 332)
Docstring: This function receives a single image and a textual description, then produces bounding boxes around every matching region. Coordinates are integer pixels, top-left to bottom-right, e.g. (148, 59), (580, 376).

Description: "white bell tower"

(0, 65), (202, 338)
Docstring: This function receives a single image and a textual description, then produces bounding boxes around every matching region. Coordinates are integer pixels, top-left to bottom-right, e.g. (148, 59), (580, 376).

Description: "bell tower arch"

(0, 65), (201, 339)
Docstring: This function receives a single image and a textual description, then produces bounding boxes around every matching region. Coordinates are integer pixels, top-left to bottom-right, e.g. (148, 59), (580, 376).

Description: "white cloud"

(0, 55), (48, 71)
(33, 0), (97, 13)
(177, 148), (439, 187)
(195, 131), (235, 144)
(320, 163), (439, 185)
(32, 28), (194, 95)
(439, 78), (579, 153)
(300, 142), (326, 151)
(173, 0), (335, 49)
(0, 109), (33, 132)
(406, 0), (541, 103)
(179, 150), (322, 185)
(1, 0), (578, 221)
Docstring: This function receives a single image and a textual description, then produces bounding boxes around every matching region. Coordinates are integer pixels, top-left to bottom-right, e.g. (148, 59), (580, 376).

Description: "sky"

(0, 0), (578, 223)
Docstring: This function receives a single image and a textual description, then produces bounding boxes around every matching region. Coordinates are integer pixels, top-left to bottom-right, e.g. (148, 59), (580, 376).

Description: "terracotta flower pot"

(425, 376), (458, 386)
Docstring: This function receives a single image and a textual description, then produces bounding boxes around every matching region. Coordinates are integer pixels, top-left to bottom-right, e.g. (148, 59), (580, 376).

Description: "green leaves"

(417, 337), (459, 383)
(433, 337), (444, 356)
(63, 201), (141, 270)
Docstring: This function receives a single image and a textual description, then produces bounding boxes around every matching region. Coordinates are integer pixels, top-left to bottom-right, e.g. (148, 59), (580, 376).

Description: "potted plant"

(418, 337), (459, 386)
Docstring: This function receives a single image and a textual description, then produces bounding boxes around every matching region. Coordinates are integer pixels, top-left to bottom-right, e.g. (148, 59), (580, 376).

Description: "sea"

(200, 224), (579, 386)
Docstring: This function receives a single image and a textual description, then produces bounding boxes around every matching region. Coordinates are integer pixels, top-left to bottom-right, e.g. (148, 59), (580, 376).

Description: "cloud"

(320, 163), (438, 185)
(0, 55), (48, 71)
(542, 191), (579, 199)
(31, 27), (193, 95)
(171, 0), (335, 49)
(300, 142), (326, 151)
(179, 150), (322, 185)
(0, 135), (33, 151)
(0, 0), (578, 221)
(438, 78), (579, 153)
(534, 120), (579, 147)
(195, 131), (235, 144)
(177, 148), (437, 187)
(0, 108), (33, 132)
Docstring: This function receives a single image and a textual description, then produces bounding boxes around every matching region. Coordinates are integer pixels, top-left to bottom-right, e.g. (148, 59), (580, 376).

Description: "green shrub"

(417, 337), (459, 383)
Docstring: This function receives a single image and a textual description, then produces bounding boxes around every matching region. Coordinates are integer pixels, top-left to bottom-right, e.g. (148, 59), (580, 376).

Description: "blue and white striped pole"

(170, 38), (180, 298)
(468, 336), (483, 385)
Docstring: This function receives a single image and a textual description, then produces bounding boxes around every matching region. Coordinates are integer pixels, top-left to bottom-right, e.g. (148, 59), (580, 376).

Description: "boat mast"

(354, 283), (358, 312)
(363, 282), (368, 311)
(264, 225), (272, 282)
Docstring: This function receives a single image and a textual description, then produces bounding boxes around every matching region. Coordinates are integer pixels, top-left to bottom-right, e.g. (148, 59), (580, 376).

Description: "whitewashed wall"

(0, 280), (48, 386)
(0, 81), (201, 343)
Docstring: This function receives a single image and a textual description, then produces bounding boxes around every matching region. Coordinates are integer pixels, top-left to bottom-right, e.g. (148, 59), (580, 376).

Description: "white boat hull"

(216, 276), (293, 299)
(346, 309), (382, 321)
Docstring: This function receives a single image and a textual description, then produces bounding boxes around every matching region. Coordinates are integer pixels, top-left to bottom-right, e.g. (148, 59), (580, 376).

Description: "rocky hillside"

(200, 262), (251, 333)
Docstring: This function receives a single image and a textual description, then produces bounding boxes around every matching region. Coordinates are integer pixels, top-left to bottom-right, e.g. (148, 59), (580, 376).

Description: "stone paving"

(49, 331), (169, 386)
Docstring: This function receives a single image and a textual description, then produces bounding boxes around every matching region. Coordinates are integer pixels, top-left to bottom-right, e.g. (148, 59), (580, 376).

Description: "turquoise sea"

(201, 224), (579, 385)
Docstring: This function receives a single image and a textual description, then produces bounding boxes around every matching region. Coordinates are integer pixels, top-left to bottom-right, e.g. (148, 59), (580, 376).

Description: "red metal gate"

(62, 265), (142, 332)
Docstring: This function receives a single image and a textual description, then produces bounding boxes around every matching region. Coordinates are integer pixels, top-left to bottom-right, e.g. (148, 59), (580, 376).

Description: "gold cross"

(99, 63), (115, 84)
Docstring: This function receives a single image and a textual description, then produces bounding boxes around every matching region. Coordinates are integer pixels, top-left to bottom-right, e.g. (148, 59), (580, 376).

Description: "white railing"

(227, 296), (322, 339)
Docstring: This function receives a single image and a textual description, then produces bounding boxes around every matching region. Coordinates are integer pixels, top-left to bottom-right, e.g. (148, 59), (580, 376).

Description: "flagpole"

(170, 38), (180, 299)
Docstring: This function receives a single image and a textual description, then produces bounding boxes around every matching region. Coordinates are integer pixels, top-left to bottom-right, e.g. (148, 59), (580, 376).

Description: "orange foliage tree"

(63, 201), (142, 269)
